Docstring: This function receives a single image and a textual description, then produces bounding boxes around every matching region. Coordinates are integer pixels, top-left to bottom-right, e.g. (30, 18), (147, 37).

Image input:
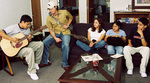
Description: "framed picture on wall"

(132, 0), (150, 9)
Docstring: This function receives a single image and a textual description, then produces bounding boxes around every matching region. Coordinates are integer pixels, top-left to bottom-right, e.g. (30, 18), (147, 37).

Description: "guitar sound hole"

(15, 42), (23, 48)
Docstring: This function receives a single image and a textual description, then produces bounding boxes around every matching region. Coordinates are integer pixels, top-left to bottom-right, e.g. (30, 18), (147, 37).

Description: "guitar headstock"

(39, 25), (48, 32)
(40, 25), (47, 30)
(30, 25), (48, 35)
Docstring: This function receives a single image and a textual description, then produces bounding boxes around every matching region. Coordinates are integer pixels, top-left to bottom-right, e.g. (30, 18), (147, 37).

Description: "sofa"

(67, 22), (150, 72)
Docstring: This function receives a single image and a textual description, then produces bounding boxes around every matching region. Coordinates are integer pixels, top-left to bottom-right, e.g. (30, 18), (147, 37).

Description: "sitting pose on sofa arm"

(123, 17), (150, 77)
(40, 1), (73, 70)
(76, 18), (106, 53)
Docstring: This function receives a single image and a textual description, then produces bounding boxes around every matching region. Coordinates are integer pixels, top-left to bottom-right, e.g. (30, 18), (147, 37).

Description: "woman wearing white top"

(76, 18), (106, 52)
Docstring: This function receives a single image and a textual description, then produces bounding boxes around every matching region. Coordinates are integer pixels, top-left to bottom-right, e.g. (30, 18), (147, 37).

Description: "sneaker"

(140, 72), (147, 78)
(35, 63), (39, 70)
(27, 71), (39, 80)
(127, 69), (133, 75)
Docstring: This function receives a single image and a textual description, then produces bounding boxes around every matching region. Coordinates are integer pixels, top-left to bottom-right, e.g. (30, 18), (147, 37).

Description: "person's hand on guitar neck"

(27, 34), (32, 42)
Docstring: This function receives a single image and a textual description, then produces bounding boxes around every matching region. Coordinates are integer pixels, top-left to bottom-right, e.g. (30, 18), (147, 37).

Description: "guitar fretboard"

(19, 25), (47, 41)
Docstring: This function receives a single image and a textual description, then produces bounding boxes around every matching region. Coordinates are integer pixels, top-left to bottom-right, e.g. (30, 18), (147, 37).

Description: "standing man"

(0, 15), (43, 80)
(40, 1), (73, 70)
(123, 17), (150, 77)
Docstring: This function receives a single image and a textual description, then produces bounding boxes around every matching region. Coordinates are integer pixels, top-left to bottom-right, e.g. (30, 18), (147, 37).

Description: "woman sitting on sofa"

(104, 21), (126, 72)
(76, 18), (106, 52)
(105, 20), (126, 54)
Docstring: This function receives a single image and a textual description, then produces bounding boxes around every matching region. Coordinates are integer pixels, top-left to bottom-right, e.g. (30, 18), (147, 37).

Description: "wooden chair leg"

(2, 52), (14, 76)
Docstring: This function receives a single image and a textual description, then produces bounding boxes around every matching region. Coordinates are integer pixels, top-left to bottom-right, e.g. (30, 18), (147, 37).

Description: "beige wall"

(110, 0), (131, 22)
(0, 0), (32, 29)
(79, 0), (87, 23)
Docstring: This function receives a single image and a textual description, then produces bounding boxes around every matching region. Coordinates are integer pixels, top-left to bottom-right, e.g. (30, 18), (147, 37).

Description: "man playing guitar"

(0, 15), (43, 80)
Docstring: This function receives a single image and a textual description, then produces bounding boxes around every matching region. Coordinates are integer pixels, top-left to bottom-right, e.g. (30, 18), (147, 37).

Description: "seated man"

(39, 1), (73, 70)
(0, 15), (43, 80)
(123, 17), (150, 77)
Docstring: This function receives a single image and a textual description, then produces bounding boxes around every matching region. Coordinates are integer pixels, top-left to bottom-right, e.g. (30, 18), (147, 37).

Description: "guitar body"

(1, 33), (28, 57)
(0, 25), (47, 57)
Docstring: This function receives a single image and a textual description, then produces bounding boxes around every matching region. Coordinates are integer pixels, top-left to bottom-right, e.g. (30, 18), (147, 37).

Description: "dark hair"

(20, 15), (32, 23)
(54, 6), (58, 10)
(91, 18), (103, 33)
(113, 20), (122, 28)
(139, 17), (149, 25)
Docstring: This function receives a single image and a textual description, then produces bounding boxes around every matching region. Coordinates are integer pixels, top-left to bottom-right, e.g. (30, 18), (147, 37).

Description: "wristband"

(67, 25), (69, 27)
(141, 36), (144, 39)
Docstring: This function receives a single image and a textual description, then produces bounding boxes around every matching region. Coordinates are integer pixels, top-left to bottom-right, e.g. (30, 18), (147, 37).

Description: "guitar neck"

(19, 25), (47, 41)
(20, 29), (41, 41)
(71, 34), (90, 44)
(30, 28), (42, 35)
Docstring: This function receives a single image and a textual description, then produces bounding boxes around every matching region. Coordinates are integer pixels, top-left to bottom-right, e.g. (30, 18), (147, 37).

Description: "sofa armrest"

(69, 36), (77, 49)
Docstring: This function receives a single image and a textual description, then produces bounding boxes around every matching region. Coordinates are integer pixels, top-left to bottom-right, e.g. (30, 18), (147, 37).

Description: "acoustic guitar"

(0, 25), (47, 57)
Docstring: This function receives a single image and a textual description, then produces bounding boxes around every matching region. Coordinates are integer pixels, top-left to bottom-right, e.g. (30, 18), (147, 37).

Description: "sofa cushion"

(70, 45), (85, 55)
(72, 22), (114, 38)
(70, 45), (107, 55)
(72, 23), (93, 37)
(120, 23), (137, 39)
(103, 22), (113, 31)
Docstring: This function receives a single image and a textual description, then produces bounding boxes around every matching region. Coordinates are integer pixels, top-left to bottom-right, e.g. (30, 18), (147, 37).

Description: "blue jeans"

(76, 40), (106, 52)
(106, 45), (123, 68)
(106, 45), (123, 54)
(42, 33), (70, 67)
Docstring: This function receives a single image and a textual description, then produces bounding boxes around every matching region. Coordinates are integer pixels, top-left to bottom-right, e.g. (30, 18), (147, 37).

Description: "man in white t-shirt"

(0, 15), (43, 80)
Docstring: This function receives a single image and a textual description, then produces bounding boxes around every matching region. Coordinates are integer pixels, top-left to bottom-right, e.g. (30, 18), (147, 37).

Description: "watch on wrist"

(67, 25), (69, 27)
(141, 36), (144, 39)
